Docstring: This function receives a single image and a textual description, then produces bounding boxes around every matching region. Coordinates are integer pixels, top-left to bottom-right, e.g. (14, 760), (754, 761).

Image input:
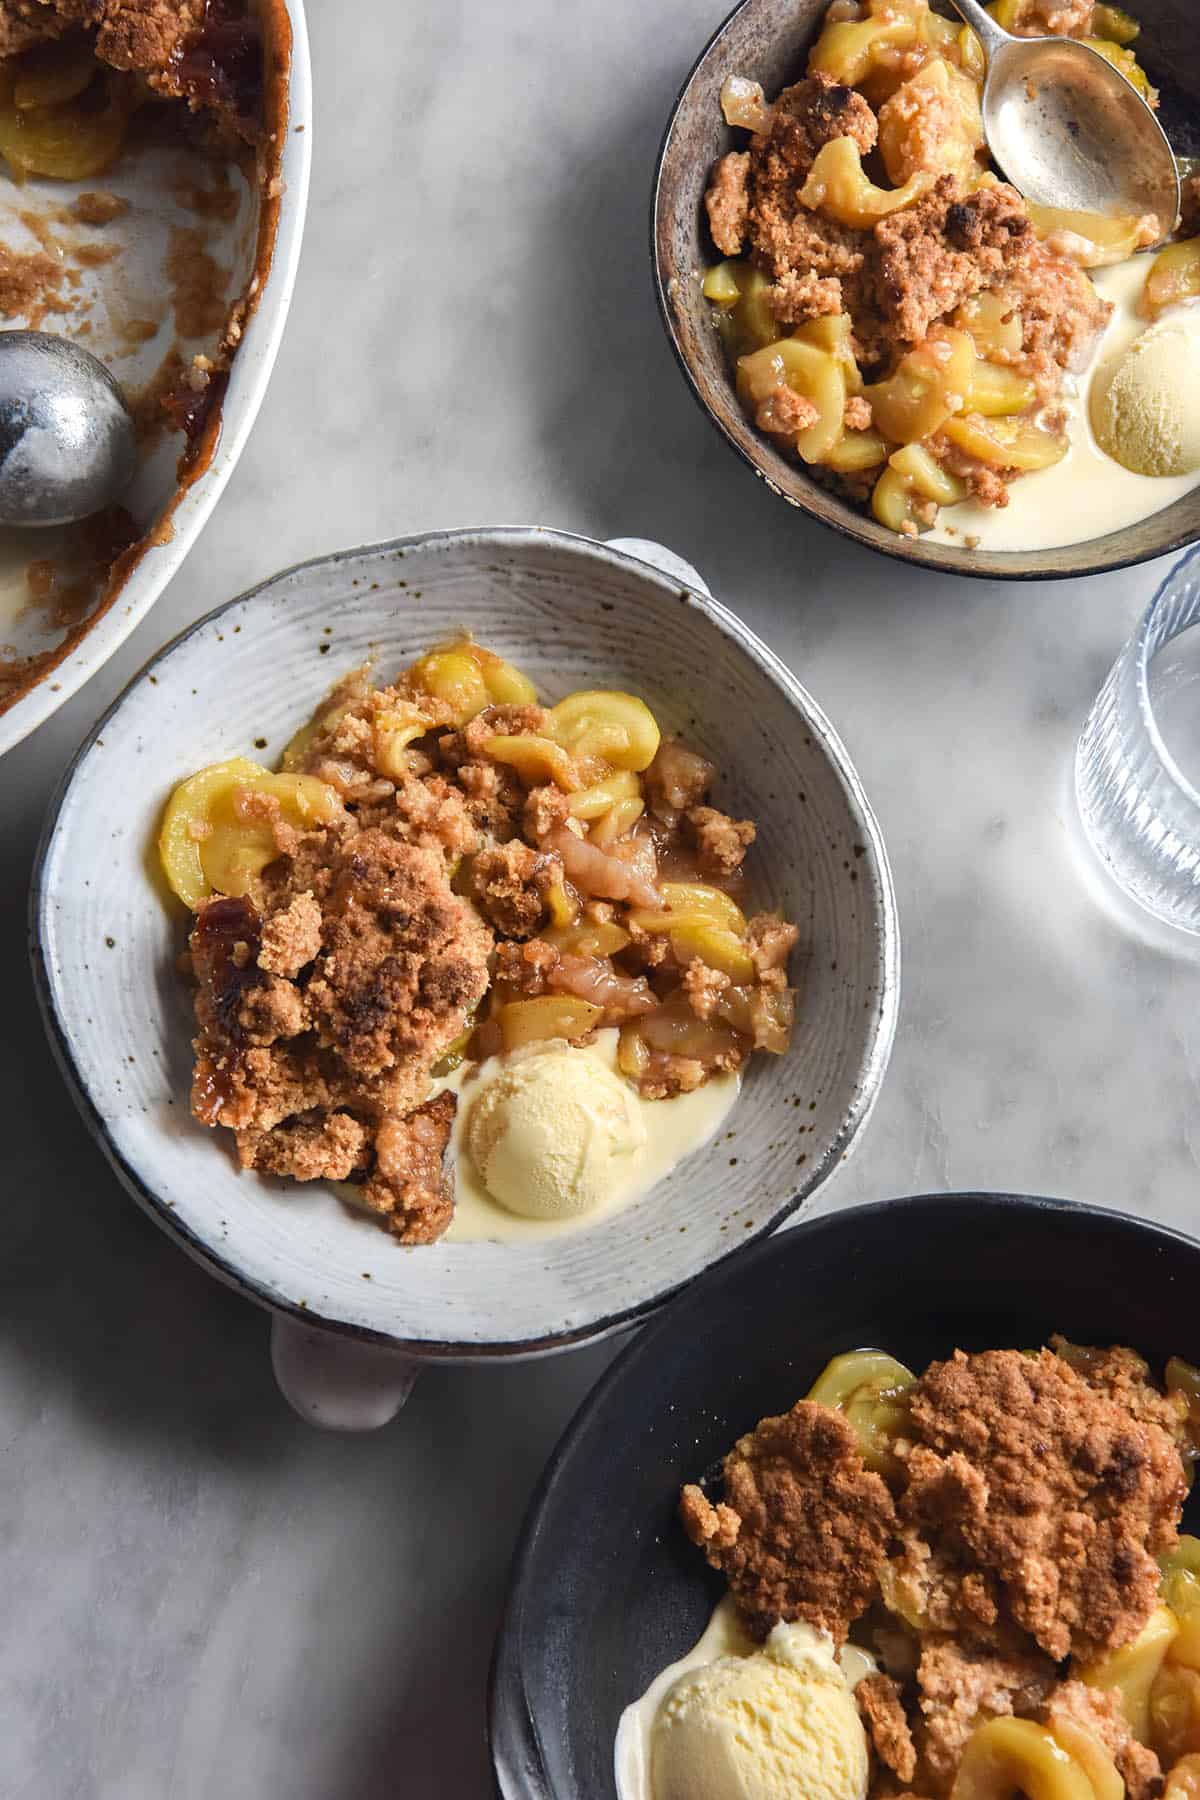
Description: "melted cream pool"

(929, 259), (1200, 553)
(438, 1029), (739, 1243)
(613, 1595), (877, 1800)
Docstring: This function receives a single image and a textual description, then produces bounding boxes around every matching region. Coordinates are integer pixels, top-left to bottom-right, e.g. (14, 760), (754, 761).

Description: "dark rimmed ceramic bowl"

(651, 0), (1200, 581)
(490, 1191), (1200, 1797)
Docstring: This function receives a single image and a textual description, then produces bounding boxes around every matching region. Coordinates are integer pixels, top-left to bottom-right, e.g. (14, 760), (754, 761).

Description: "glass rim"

(1134, 542), (1200, 819)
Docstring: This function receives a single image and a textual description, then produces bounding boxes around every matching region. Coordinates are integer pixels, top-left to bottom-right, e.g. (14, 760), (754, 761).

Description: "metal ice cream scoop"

(945, 0), (1180, 244)
(0, 330), (137, 527)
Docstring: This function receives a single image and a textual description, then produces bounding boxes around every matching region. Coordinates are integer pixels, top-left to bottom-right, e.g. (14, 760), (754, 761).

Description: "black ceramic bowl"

(490, 1192), (1200, 1798)
(652, 0), (1200, 581)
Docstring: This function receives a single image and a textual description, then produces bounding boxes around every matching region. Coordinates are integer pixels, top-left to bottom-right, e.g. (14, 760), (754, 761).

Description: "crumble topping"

(899, 1349), (1185, 1664)
(678, 1339), (1200, 1799)
(0, 0), (263, 138)
(869, 179), (1033, 350)
(189, 829), (493, 1240)
(170, 645), (799, 1242)
(680, 1399), (897, 1643)
(915, 1638), (1057, 1792)
(858, 1672), (919, 1784)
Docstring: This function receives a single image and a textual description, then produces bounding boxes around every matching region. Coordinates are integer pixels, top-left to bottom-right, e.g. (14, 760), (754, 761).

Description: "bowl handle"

(270, 1314), (420, 1430)
(603, 538), (711, 598)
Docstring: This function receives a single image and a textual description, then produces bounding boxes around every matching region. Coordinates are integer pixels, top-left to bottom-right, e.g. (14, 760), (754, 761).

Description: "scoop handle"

(271, 1315), (419, 1430)
(941, 0), (1012, 59)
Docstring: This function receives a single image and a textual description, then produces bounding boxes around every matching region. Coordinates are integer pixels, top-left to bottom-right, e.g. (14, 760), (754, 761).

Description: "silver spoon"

(944, 0), (1180, 244)
(0, 330), (137, 528)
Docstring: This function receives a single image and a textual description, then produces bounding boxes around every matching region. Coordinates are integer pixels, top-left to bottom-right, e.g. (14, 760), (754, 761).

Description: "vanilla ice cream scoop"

(650, 1621), (870, 1800)
(1091, 308), (1200, 478)
(466, 1040), (646, 1220)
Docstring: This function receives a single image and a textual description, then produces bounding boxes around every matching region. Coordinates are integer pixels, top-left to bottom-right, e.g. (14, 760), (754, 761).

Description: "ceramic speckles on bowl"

(30, 527), (898, 1357)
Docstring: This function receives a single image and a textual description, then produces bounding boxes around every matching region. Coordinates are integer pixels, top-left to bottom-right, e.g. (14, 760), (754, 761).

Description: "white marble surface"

(3, 2), (1200, 1796)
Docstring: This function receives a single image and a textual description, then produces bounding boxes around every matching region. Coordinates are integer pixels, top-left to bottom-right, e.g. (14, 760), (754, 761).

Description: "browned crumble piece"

(763, 71), (878, 182)
(358, 772), (478, 860)
(91, 0), (209, 76)
(523, 782), (573, 842)
(72, 191), (130, 227)
(257, 890), (322, 978)
(238, 1110), (368, 1184)
(845, 395), (873, 432)
(680, 1399), (897, 1642)
(680, 1486), (740, 1550)
(682, 960), (731, 1021)
(758, 212), (866, 326)
(456, 758), (524, 840)
(926, 434), (1012, 509)
(870, 179), (1033, 348)
(989, 242), (1112, 391)
(767, 266), (846, 326)
(686, 804), (756, 875)
(494, 936), (560, 997)
(303, 832), (491, 1082)
(706, 150), (751, 257)
(237, 974), (308, 1045)
(357, 1091), (457, 1244)
(467, 840), (561, 939)
(1011, 0), (1094, 34)
(1051, 1336), (1188, 1443)
(900, 1348), (1185, 1663)
(755, 384), (821, 439)
(640, 1052), (722, 1101)
(624, 921), (672, 971)
(858, 1673), (919, 1785)
(1041, 1680), (1162, 1800)
(465, 702), (548, 754)
(916, 1640), (1057, 1794)
(746, 913), (798, 983)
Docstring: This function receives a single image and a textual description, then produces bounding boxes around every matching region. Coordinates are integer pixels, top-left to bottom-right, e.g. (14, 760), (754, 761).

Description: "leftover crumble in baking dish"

(157, 640), (799, 1245)
(0, 0), (292, 715)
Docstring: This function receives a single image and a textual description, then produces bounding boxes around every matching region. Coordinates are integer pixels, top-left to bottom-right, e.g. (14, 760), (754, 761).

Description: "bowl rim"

(0, 0), (314, 758)
(648, 0), (1200, 585)
(28, 523), (901, 1358)
(488, 1188), (1200, 1795)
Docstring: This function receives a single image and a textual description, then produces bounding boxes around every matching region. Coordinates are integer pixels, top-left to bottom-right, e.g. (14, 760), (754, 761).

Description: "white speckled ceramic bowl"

(30, 528), (899, 1413)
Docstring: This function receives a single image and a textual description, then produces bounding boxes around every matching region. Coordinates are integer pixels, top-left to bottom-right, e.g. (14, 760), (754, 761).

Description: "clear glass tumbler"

(1076, 546), (1200, 934)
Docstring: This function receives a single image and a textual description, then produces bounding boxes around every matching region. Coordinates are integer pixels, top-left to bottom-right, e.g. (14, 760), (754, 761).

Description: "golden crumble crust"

(680, 1399), (897, 1642)
(916, 1638), (1057, 1793)
(859, 1672), (919, 1785)
(899, 1348), (1185, 1663)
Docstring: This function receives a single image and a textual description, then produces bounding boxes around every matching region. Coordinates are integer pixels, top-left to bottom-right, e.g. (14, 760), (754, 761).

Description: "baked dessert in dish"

(618, 1337), (1200, 1800)
(157, 640), (798, 1246)
(0, 1), (265, 157)
(0, 0), (290, 714)
(702, 0), (1200, 548)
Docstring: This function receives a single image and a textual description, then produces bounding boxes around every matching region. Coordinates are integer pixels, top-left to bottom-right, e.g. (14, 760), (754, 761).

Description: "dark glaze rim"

(488, 1190), (1200, 1795)
(650, 0), (1200, 582)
